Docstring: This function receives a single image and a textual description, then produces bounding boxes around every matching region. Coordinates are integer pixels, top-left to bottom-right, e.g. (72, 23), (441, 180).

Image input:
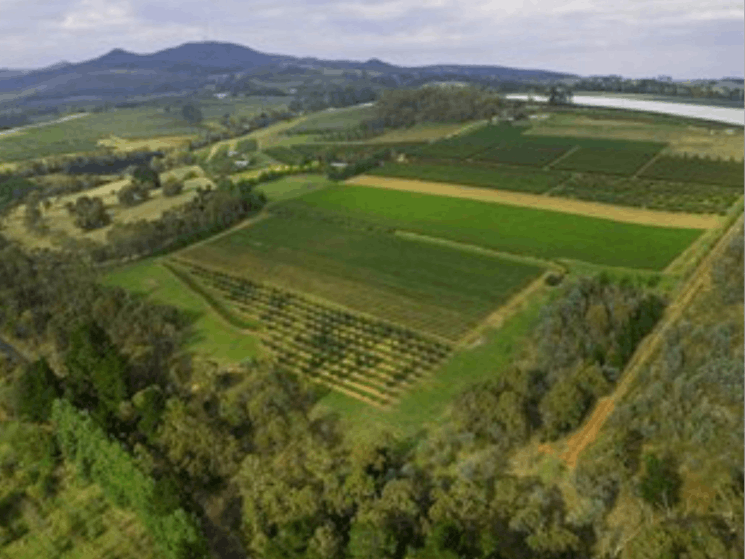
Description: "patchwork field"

(284, 183), (705, 269)
(177, 215), (545, 340)
(638, 153), (744, 186)
(366, 161), (568, 193)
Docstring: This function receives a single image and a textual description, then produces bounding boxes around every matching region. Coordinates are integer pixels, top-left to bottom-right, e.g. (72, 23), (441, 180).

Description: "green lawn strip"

(552, 146), (662, 176)
(162, 261), (260, 331)
(367, 162), (564, 193)
(313, 288), (551, 441)
(101, 259), (261, 364)
(283, 185), (702, 270)
(203, 216), (544, 321)
(638, 155), (744, 187)
(256, 174), (337, 205)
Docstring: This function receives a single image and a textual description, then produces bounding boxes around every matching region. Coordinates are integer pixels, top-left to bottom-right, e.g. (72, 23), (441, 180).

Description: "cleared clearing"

(347, 175), (721, 229)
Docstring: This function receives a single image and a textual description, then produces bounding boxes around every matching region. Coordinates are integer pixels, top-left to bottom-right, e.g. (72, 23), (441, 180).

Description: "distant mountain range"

(0, 41), (579, 102)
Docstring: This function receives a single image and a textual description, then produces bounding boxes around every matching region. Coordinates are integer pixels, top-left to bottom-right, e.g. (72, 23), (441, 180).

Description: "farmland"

(551, 173), (742, 214)
(367, 161), (567, 193)
(280, 184), (703, 269)
(173, 260), (456, 407)
(550, 145), (661, 175)
(177, 215), (545, 340)
(638, 153), (744, 186)
(0, 108), (204, 161)
(284, 104), (377, 134)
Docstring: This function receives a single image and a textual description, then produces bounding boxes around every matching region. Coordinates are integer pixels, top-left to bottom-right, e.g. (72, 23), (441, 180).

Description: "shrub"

(163, 179), (184, 197)
(639, 453), (682, 509)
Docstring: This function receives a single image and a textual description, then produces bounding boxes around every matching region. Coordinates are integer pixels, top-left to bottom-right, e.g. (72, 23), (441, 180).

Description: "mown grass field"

(178, 216), (545, 340)
(102, 260), (261, 365)
(281, 185), (703, 270)
(367, 161), (567, 193)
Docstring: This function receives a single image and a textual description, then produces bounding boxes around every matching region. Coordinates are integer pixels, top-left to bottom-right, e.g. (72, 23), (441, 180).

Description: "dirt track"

(556, 212), (744, 469)
(348, 175), (721, 230)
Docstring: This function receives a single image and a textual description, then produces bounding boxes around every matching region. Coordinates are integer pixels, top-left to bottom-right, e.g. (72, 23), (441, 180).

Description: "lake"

(505, 94), (744, 126)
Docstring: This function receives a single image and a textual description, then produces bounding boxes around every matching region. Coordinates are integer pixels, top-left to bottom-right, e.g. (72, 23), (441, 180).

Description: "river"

(504, 93), (744, 126)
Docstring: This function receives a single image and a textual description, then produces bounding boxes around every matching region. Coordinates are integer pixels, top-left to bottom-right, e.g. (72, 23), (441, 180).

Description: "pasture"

(284, 104), (377, 134)
(178, 215), (545, 340)
(366, 122), (472, 142)
(281, 184), (704, 270)
(102, 260), (261, 365)
(367, 161), (567, 193)
(1, 167), (211, 249)
(0, 108), (204, 162)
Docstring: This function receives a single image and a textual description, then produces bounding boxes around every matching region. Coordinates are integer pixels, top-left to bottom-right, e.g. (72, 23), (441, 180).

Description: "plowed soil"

(347, 175), (720, 230)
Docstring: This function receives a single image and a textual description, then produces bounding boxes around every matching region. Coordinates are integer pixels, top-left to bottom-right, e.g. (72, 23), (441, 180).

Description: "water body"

(505, 94), (744, 126)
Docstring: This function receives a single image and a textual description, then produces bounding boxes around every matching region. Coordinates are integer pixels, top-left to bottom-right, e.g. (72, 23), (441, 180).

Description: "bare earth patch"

(348, 175), (721, 229)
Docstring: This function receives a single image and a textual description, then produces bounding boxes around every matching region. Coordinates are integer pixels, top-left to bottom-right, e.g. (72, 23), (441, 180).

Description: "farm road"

(551, 211), (744, 469)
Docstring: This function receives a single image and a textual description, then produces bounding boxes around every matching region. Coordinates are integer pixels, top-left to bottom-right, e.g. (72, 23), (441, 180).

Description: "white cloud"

(61, 0), (137, 30)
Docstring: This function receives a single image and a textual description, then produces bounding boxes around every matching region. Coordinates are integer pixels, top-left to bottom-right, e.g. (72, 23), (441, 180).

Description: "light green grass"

(0, 108), (204, 162)
(256, 174), (337, 204)
(286, 104), (377, 133)
(102, 259), (260, 365)
(283, 185), (702, 270)
(313, 287), (552, 440)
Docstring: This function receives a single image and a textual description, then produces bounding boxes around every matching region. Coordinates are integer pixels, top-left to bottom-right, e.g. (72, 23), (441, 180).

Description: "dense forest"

(0, 223), (740, 558)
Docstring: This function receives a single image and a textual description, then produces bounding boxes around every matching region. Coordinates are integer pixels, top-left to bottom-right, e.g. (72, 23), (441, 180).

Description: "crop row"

(638, 154), (744, 187)
(551, 146), (660, 176)
(471, 144), (570, 167)
(366, 162), (567, 194)
(551, 174), (742, 215)
(176, 261), (453, 405)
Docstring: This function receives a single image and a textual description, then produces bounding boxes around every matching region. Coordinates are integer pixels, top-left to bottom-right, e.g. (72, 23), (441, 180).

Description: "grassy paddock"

(282, 185), (702, 270)
(102, 259), (261, 365)
(367, 162), (566, 193)
(285, 104), (377, 134)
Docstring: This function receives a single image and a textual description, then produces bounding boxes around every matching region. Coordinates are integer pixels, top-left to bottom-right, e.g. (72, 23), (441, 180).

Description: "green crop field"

(0, 108), (204, 162)
(551, 174), (742, 215)
(178, 216), (545, 340)
(281, 185), (702, 270)
(638, 154), (744, 186)
(471, 143), (570, 167)
(551, 146), (660, 175)
(367, 162), (567, 193)
(285, 104), (377, 133)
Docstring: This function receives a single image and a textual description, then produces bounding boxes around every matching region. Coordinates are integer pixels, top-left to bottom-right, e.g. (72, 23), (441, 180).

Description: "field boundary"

(632, 149), (665, 178)
(544, 145), (580, 170)
(394, 230), (563, 271)
(545, 211), (744, 469)
(162, 261), (260, 332)
(456, 269), (555, 349)
(347, 175), (721, 229)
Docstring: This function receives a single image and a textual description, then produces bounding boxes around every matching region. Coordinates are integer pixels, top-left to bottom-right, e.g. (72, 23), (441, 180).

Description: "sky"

(0, 0), (743, 79)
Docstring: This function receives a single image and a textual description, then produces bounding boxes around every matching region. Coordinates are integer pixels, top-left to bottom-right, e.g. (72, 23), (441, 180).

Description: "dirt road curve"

(558, 212), (744, 469)
(348, 175), (721, 230)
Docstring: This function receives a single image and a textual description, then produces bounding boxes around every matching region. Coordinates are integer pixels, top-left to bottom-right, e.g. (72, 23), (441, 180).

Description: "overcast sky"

(1, 0), (742, 79)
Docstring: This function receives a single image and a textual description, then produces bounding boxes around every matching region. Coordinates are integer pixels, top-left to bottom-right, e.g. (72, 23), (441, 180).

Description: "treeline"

(369, 86), (505, 128)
